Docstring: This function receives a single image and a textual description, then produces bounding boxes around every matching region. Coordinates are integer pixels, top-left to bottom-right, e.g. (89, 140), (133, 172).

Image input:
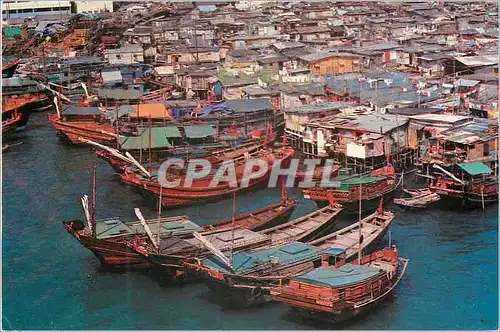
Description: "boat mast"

(148, 114), (153, 179)
(357, 178), (362, 264)
(230, 191), (236, 264)
(156, 184), (163, 248)
(91, 164), (97, 238)
(115, 105), (119, 149)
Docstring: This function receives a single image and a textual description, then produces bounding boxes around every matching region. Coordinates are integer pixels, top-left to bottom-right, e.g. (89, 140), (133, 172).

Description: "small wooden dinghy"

(257, 203), (343, 246)
(308, 210), (394, 260)
(202, 198), (296, 232)
(394, 188), (440, 208)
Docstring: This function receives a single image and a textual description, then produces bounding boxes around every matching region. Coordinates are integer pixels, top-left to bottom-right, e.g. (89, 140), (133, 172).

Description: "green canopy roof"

(118, 127), (181, 150)
(184, 125), (215, 138)
(457, 162), (492, 176)
(292, 263), (382, 288)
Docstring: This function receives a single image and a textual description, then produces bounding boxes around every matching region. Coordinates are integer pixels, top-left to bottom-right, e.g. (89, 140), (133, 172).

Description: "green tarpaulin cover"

(184, 125), (215, 138)
(457, 162), (492, 176)
(118, 127), (181, 150)
(4, 27), (21, 40)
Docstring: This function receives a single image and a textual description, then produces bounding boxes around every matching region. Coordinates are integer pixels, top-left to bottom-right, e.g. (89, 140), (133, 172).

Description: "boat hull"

(64, 222), (151, 269)
(201, 275), (273, 307)
(289, 289), (394, 325)
(48, 113), (116, 145)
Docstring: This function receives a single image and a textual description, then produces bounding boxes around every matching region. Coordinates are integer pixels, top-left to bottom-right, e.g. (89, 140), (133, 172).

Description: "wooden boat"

(270, 246), (408, 324)
(2, 108), (25, 139)
(308, 209), (394, 260)
(47, 102), (117, 145)
(302, 166), (398, 213)
(429, 163), (498, 209)
(135, 204), (342, 283)
(393, 190), (441, 208)
(257, 204), (343, 245)
(2, 60), (19, 78)
(184, 208), (391, 307)
(63, 214), (200, 269)
(2, 142), (23, 152)
(203, 198), (297, 232)
(403, 188), (434, 197)
(1, 93), (43, 138)
(97, 140), (264, 175)
(133, 147), (295, 208)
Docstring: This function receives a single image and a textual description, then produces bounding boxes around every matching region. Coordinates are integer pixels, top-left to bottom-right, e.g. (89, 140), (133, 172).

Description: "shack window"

(483, 142), (489, 157)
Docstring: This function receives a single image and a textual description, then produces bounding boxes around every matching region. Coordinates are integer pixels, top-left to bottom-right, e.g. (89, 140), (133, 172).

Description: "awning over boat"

(184, 125), (215, 138)
(457, 162), (492, 176)
(341, 176), (385, 186)
(162, 126), (183, 138)
(201, 241), (318, 274)
(62, 105), (100, 115)
(118, 127), (176, 150)
(128, 103), (172, 119)
(454, 79), (480, 88)
(291, 263), (382, 288)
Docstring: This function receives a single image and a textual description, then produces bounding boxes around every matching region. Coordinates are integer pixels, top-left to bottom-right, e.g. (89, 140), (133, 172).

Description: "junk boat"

(270, 246), (408, 324)
(63, 195), (296, 270)
(429, 162), (498, 208)
(302, 166), (398, 213)
(126, 146), (295, 208)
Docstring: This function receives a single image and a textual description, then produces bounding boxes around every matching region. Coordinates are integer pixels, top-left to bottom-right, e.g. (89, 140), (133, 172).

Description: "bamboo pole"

(481, 186), (485, 210)
(156, 184), (163, 249)
(91, 164), (97, 238)
(230, 192), (236, 265)
(357, 179), (362, 265)
(148, 115), (153, 179)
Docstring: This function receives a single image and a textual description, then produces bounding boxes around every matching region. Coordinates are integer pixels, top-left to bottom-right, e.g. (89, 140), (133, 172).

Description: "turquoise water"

(2, 112), (498, 330)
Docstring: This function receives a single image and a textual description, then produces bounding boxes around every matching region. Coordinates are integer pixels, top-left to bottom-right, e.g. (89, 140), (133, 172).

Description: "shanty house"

(421, 118), (498, 166)
(283, 102), (351, 149)
(166, 46), (220, 65)
(278, 82), (326, 109)
(105, 45), (144, 65)
(303, 114), (409, 168)
(297, 52), (361, 75)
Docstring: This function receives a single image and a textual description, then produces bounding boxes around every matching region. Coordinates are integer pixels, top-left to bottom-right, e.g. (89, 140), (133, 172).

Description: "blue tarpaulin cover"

(202, 242), (319, 274)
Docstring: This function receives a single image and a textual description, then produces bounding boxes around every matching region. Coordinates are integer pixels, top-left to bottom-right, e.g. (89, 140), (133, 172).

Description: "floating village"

(1, 0), (499, 328)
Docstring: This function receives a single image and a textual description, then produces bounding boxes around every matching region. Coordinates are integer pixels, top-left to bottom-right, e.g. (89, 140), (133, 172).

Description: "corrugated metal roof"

(298, 51), (359, 62)
(283, 102), (354, 113)
(226, 99), (274, 113)
(97, 88), (143, 100)
(101, 70), (123, 84)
